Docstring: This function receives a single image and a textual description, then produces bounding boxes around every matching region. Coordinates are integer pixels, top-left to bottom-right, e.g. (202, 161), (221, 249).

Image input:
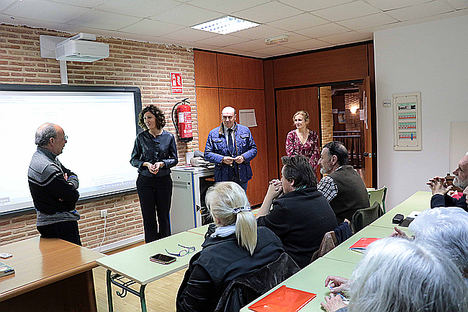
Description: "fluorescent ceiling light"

(192, 16), (259, 35)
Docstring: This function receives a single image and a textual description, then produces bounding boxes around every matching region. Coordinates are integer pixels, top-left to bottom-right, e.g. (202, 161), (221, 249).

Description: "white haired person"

(321, 238), (468, 312)
(392, 207), (468, 279)
(177, 182), (284, 312)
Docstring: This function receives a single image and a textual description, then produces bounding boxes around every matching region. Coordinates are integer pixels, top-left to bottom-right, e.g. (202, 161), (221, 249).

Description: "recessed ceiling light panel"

(192, 16), (259, 35)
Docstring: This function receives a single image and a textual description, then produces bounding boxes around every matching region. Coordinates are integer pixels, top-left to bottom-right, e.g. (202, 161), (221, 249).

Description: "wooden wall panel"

(194, 50), (218, 87)
(264, 60), (278, 181)
(219, 89), (267, 206)
(273, 45), (368, 88)
(196, 87), (220, 151)
(217, 54), (264, 89)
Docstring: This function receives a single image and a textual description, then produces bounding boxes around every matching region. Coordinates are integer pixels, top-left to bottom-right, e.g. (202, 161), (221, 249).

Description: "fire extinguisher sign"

(171, 72), (183, 94)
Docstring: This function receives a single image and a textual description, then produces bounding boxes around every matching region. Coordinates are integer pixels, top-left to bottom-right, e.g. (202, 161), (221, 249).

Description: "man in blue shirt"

(204, 107), (257, 191)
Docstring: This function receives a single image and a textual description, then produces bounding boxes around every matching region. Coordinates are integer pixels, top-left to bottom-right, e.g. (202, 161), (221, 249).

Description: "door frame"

(271, 78), (377, 187)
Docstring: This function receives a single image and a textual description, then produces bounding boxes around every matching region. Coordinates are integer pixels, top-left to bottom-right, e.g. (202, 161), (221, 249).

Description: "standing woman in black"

(131, 105), (178, 243)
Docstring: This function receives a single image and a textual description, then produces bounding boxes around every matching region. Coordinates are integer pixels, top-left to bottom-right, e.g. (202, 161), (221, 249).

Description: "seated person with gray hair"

(317, 141), (369, 223)
(321, 238), (467, 312)
(427, 152), (468, 211)
(177, 182), (284, 312)
(392, 207), (468, 279)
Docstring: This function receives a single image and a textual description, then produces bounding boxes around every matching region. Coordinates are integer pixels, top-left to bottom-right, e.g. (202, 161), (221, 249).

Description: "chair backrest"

(334, 221), (353, 244)
(311, 231), (338, 262)
(368, 186), (387, 213)
(351, 202), (383, 233)
(214, 252), (300, 312)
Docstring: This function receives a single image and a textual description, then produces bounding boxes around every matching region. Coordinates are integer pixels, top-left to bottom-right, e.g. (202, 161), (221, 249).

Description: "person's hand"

(390, 227), (409, 239)
(321, 294), (347, 312)
(222, 156), (234, 165)
(324, 276), (349, 293)
(234, 155), (245, 164)
(266, 179), (282, 200)
(148, 163), (159, 175)
(63, 173), (68, 181)
(427, 176), (451, 195)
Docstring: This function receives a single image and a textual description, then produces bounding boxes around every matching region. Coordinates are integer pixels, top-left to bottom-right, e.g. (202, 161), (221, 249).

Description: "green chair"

(351, 202), (384, 233)
(368, 186), (387, 213)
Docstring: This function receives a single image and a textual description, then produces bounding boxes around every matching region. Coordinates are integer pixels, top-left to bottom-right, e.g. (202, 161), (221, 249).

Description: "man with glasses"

(317, 141), (369, 223)
(204, 106), (257, 191)
(28, 123), (82, 245)
(427, 152), (468, 211)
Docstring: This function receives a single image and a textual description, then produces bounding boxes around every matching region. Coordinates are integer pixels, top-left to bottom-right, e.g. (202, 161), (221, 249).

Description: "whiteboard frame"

(0, 84), (142, 216)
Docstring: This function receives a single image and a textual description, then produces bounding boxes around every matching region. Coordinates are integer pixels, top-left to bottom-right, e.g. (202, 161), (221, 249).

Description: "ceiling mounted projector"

(55, 33), (109, 62)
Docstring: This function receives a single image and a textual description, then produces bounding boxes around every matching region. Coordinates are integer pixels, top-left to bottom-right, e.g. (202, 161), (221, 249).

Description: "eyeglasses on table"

(165, 244), (196, 257)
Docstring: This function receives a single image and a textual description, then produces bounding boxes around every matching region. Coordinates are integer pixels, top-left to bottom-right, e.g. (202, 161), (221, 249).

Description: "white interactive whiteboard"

(0, 85), (142, 215)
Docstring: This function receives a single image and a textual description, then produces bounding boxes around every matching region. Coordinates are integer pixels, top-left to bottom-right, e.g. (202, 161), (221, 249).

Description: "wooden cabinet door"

(196, 87), (219, 152)
(275, 87), (320, 177)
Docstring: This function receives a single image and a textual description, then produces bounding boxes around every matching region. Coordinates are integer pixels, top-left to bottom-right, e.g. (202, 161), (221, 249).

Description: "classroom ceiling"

(1, 0), (467, 58)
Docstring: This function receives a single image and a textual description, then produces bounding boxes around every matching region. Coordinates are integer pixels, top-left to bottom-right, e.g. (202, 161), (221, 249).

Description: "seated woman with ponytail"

(176, 182), (284, 312)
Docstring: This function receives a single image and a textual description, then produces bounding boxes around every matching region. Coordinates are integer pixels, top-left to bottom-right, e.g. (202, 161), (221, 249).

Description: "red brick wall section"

(345, 92), (361, 131)
(0, 24), (198, 248)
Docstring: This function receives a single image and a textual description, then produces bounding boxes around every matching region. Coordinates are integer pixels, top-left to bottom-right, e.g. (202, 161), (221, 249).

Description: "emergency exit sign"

(171, 73), (182, 94)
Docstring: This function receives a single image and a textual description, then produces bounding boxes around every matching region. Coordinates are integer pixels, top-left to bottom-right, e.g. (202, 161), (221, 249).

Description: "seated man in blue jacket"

(204, 106), (257, 191)
(427, 152), (468, 211)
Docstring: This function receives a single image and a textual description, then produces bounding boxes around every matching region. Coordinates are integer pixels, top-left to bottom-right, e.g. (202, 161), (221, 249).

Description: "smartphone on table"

(149, 253), (176, 265)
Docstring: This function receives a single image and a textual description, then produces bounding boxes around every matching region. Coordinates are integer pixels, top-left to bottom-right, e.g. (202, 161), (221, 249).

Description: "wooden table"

(0, 237), (103, 312)
(241, 191), (432, 312)
(97, 231), (206, 312)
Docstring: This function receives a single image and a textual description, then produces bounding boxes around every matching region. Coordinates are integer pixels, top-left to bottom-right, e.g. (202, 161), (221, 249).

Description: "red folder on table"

(349, 237), (381, 252)
(248, 285), (316, 312)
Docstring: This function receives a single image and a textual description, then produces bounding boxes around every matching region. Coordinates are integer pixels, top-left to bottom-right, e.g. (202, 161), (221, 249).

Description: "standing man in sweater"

(317, 141), (369, 223)
(28, 123), (81, 245)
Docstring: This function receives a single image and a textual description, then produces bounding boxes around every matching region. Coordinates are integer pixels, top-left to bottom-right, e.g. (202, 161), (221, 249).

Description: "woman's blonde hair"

(293, 110), (309, 122)
(205, 182), (257, 255)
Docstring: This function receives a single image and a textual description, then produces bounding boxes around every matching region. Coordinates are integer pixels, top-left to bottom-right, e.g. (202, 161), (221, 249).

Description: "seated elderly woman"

(321, 238), (467, 312)
(392, 207), (468, 278)
(176, 182), (284, 312)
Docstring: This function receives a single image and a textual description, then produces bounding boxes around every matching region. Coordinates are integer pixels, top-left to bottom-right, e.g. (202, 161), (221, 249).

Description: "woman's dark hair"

(138, 105), (166, 130)
(323, 141), (349, 166)
(281, 155), (317, 189)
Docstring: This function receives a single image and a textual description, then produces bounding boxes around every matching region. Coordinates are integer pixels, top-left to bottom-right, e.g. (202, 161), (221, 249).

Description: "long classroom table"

(0, 237), (104, 312)
(240, 191), (433, 312)
(97, 230), (206, 312)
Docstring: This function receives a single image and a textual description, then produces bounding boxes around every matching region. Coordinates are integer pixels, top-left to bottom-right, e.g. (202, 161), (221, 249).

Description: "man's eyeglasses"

(165, 244), (196, 257)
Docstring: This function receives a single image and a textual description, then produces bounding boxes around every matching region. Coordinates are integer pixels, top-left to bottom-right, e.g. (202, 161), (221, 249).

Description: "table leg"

(139, 284), (147, 312)
(106, 269), (114, 312)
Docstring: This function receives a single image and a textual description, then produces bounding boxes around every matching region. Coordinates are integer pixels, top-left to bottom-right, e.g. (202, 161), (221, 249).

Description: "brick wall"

(0, 24), (197, 248)
(319, 86), (333, 147)
(344, 92), (361, 131)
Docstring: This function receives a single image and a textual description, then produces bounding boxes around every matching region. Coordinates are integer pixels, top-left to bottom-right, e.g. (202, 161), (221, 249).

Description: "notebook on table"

(248, 285), (316, 312)
(349, 237), (381, 253)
